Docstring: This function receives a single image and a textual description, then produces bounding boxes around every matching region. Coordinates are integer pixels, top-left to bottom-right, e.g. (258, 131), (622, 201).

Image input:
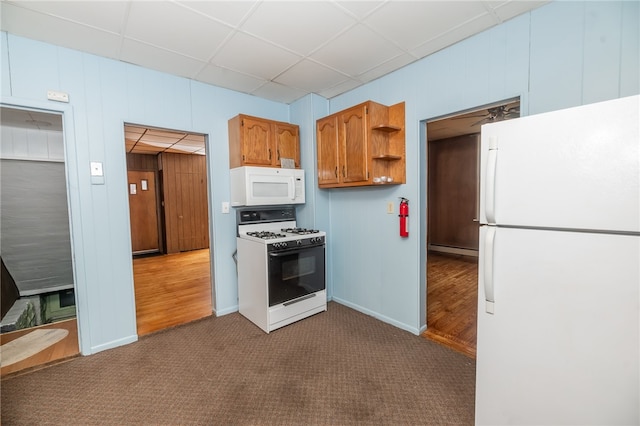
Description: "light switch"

(387, 202), (394, 214)
(90, 162), (103, 176)
(222, 202), (230, 214)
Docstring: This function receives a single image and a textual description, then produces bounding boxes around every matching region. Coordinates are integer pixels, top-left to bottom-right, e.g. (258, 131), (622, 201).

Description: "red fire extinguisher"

(399, 197), (409, 238)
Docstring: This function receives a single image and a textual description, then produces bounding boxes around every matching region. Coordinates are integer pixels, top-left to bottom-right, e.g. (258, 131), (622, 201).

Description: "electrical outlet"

(222, 202), (230, 214)
(387, 202), (394, 214)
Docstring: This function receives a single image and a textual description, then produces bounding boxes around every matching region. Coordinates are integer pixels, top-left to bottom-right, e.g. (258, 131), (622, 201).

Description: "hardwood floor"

(133, 248), (212, 336)
(423, 251), (478, 358)
(1, 318), (79, 378)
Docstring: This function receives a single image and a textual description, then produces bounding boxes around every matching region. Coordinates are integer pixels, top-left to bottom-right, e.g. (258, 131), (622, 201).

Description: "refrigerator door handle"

(484, 226), (496, 314)
(485, 137), (498, 224)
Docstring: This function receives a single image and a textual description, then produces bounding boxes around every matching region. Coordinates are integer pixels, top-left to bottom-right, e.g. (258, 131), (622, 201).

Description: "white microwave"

(230, 166), (305, 207)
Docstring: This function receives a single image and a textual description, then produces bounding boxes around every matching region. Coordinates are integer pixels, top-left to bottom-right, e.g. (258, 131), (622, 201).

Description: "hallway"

(423, 251), (478, 358)
(134, 249), (212, 336)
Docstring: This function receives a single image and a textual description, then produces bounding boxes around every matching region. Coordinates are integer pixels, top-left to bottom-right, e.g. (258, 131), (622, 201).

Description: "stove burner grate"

(246, 231), (286, 239)
(281, 227), (319, 235)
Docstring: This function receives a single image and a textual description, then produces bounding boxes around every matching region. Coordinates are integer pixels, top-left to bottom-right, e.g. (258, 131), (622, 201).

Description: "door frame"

(122, 122), (214, 331)
(419, 95), (523, 332)
(1, 96), (87, 354)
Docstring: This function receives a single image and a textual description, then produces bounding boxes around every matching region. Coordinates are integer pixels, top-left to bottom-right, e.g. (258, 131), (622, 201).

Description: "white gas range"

(236, 206), (327, 333)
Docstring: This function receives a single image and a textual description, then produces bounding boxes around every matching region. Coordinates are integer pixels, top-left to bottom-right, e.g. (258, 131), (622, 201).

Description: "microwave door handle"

(289, 177), (295, 200)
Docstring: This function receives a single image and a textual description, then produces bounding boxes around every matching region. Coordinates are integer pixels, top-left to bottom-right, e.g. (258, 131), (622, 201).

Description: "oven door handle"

(268, 245), (324, 256)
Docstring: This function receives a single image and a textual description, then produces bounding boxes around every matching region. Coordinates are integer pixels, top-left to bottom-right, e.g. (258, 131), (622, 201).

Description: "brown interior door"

(428, 134), (479, 251)
(128, 170), (160, 253)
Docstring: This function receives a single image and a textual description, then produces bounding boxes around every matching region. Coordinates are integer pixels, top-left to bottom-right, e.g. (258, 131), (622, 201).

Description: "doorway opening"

(423, 98), (520, 357)
(0, 106), (79, 376)
(124, 124), (212, 336)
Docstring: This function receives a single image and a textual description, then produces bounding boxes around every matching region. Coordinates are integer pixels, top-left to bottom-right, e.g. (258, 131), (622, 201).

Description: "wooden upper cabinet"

(338, 104), (369, 185)
(274, 122), (300, 168)
(229, 114), (300, 169)
(317, 115), (340, 186)
(316, 100), (405, 188)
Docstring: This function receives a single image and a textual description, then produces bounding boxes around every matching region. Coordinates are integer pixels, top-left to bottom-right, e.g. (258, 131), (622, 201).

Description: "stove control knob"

(296, 240), (302, 246)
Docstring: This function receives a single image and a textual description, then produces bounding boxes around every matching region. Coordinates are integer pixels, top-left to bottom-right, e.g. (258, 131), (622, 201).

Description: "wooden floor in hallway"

(133, 248), (212, 336)
(423, 251), (478, 358)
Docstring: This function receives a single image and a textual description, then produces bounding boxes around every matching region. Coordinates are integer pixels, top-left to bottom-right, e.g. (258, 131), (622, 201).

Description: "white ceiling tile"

(126, 1), (232, 61)
(196, 64), (266, 94)
(357, 53), (416, 82)
(241, 2), (355, 56)
(251, 82), (308, 104)
(274, 59), (349, 93)
(1, 1), (545, 104)
(317, 79), (362, 99)
(120, 39), (206, 79)
(491, 1), (550, 22)
(212, 32), (301, 80)
(333, 1), (386, 19)
(0, 3), (122, 59)
(410, 13), (498, 59)
(311, 24), (405, 76)
(5, 0), (129, 33)
(178, 0), (258, 27)
(365, 1), (488, 50)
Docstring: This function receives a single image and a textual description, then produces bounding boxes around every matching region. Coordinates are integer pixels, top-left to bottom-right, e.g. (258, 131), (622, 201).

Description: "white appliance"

(236, 206), (326, 333)
(475, 95), (639, 425)
(230, 166), (305, 207)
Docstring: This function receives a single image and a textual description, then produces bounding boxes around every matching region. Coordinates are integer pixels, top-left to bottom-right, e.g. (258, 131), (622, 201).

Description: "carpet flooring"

(1, 302), (476, 425)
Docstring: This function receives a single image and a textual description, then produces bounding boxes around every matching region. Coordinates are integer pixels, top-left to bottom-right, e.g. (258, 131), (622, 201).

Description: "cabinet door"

(316, 115), (340, 186)
(274, 123), (300, 167)
(338, 105), (368, 184)
(241, 116), (273, 166)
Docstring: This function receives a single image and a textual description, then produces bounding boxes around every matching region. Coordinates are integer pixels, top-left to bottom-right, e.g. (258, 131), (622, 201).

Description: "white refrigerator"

(475, 95), (639, 425)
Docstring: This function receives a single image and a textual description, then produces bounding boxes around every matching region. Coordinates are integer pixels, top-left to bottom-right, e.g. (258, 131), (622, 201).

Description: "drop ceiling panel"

(0, 0), (548, 103)
(317, 78), (361, 99)
(179, 1), (258, 27)
(252, 82), (308, 105)
(13, 0), (129, 33)
(0, 3), (122, 59)
(212, 32), (302, 80)
(120, 38), (206, 79)
(492, 0), (548, 21)
(195, 63), (266, 94)
(126, 2), (231, 61)
(411, 12), (499, 59)
(365, 1), (490, 50)
(311, 24), (405, 77)
(241, 2), (355, 56)
(275, 59), (350, 93)
(358, 53), (416, 83)
(334, 1), (385, 19)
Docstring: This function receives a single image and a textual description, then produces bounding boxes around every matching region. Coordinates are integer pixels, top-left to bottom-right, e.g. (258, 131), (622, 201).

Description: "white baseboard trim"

(214, 304), (238, 317)
(428, 244), (478, 257)
(90, 334), (138, 355)
(332, 297), (421, 336)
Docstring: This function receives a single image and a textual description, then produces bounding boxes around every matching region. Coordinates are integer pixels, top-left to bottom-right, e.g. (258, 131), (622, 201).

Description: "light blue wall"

(1, 1), (637, 354)
(318, 0), (639, 334)
(1, 33), (291, 354)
